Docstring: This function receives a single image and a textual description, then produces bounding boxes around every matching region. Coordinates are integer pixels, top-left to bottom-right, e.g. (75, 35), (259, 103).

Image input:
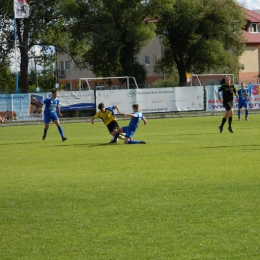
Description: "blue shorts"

(44, 113), (59, 124)
(238, 100), (248, 109)
(122, 126), (136, 138)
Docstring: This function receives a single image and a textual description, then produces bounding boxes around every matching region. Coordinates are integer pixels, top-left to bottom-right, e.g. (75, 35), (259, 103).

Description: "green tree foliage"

(0, 0), (87, 93)
(152, 76), (179, 88)
(0, 1), (14, 62)
(0, 62), (15, 93)
(149, 0), (246, 86)
(0, 0), (247, 90)
(65, 0), (156, 84)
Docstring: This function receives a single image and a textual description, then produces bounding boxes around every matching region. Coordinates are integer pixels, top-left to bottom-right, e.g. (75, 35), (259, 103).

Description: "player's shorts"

(107, 120), (119, 133)
(223, 101), (233, 111)
(44, 113), (59, 124)
(238, 100), (248, 109)
(122, 126), (136, 138)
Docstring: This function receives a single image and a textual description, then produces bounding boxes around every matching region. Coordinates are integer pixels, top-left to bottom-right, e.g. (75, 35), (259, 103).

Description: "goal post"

(78, 76), (139, 90)
(190, 74), (235, 86)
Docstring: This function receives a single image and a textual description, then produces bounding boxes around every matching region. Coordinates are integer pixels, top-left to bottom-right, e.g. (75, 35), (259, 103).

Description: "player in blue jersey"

(111, 103), (147, 144)
(42, 89), (67, 141)
(237, 83), (249, 121)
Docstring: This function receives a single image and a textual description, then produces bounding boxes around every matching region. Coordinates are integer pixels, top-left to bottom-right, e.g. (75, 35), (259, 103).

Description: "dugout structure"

(190, 74), (234, 86)
(78, 76), (139, 90)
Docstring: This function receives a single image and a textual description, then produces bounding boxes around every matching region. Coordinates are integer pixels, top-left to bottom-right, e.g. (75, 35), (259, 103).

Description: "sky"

(237, 0), (260, 9)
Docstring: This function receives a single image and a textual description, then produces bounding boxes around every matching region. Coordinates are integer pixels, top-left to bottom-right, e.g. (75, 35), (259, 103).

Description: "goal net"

(190, 74), (234, 86)
(78, 76), (139, 90)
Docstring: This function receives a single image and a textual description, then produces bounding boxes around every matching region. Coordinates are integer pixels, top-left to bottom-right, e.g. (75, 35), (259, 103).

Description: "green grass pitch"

(1, 114), (260, 259)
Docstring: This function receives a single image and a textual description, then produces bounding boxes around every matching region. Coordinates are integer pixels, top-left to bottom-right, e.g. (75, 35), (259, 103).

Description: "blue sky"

(237, 0), (260, 9)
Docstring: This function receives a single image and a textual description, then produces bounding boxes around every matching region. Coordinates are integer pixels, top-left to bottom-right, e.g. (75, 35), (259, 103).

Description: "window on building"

(144, 56), (150, 65)
(249, 23), (259, 33)
(75, 62), (88, 70)
(59, 70), (66, 77)
(60, 61), (70, 70)
(154, 55), (161, 65)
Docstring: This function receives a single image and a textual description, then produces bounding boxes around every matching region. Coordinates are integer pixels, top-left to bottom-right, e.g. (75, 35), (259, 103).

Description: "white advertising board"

(56, 90), (95, 111)
(96, 87), (204, 113)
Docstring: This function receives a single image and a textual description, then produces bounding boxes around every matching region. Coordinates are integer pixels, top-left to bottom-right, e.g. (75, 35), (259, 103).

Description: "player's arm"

(218, 89), (222, 100)
(114, 105), (121, 114)
(143, 117), (147, 125)
(123, 113), (135, 118)
(91, 112), (100, 124)
(56, 105), (63, 117)
(234, 88), (238, 98)
(43, 98), (50, 105)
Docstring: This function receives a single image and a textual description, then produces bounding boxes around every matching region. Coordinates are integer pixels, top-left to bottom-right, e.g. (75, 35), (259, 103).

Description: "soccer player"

(237, 82), (249, 121)
(91, 102), (125, 141)
(42, 89), (67, 141)
(218, 76), (238, 133)
(111, 103), (147, 144)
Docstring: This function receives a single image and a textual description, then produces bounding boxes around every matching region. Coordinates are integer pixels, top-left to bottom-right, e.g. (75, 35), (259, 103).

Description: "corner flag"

(14, 0), (29, 18)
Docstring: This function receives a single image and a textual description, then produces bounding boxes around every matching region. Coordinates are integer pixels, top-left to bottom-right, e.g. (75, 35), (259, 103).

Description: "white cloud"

(236, 0), (260, 10)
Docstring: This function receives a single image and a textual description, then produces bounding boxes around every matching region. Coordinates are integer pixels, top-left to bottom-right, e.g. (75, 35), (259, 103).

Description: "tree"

(0, 0), (85, 93)
(149, 0), (246, 86)
(0, 62), (15, 93)
(65, 0), (156, 84)
(152, 76), (179, 88)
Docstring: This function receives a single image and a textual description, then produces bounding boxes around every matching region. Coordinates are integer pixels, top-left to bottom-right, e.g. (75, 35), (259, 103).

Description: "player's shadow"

(177, 133), (216, 136)
(202, 144), (260, 149)
(202, 145), (231, 148)
(82, 143), (116, 147)
(49, 142), (115, 148)
(0, 142), (38, 146)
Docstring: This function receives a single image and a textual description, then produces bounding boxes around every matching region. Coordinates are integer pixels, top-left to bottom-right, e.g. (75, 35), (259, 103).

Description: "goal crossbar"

(190, 74), (234, 86)
(79, 76), (139, 90)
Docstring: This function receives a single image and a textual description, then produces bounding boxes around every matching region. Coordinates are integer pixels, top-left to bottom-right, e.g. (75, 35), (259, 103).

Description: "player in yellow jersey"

(91, 103), (125, 141)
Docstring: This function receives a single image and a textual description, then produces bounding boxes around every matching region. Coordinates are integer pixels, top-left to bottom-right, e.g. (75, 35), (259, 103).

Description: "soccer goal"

(78, 76), (139, 90)
(190, 74), (235, 86)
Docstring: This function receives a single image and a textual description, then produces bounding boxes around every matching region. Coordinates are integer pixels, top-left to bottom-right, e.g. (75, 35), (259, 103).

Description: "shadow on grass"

(202, 145), (233, 149)
(0, 142), (38, 146)
(202, 144), (260, 149)
(176, 133), (216, 136)
(44, 142), (117, 147)
(81, 143), (117, 147)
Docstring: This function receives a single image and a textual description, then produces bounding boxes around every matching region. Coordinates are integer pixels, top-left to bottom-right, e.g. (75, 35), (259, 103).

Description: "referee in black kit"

(218, 76), (238, 133)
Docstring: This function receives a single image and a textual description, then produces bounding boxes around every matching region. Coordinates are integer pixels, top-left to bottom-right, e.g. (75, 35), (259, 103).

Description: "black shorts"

(223, 101), (233, 111)
(107, 120), (119, 133)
